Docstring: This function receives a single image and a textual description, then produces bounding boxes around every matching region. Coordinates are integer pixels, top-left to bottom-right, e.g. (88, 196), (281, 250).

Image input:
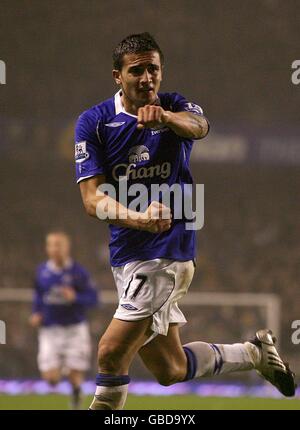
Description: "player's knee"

(155, 366), (185, 386)
(43, 374), (60, 386)
(68, 371), (83, 387)
(98, 340), (125, 373)
(48, 378), (59, 386)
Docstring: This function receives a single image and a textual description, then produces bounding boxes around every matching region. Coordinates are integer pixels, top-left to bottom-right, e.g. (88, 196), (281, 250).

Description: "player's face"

(46, 234), (71, 264)
(113, 51), (162, 107)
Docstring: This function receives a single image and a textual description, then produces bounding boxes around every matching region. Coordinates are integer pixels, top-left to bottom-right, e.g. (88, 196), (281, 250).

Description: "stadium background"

(0, 0), (300, 403)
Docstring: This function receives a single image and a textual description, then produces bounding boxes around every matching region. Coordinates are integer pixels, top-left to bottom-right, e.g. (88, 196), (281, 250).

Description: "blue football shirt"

(75, 90), (208, 267)
(33, 260), (98, 326)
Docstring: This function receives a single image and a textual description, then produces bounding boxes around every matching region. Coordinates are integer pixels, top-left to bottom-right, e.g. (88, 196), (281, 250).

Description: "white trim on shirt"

(114, 90), (138, 119)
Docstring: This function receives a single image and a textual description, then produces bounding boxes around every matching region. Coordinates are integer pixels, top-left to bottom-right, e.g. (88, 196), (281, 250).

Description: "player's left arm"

(75, 284), (98, 307)
(163, 110), (209, 139)
(137, 105), (209, 139)
(29, 276), (44, 327)
(65, 268), (98, 307)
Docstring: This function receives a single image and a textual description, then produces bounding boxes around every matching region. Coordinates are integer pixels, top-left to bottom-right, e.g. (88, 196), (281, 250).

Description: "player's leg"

(140, 320), (296, 397)
(41, 369), (61, 386)
(64, 322), (92, 410)
(38, 327), (62, 387)
(89, 316), (153, 410)
(89, 259), (180, 410)
(68, 369), (84, 410)
(139, 323), (187, 385)
(98, 316), (153, 373)
(139, 323), (256, 386)
(138, 259), (259, 383)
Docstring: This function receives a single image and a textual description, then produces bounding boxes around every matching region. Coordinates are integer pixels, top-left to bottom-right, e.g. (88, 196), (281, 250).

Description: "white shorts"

(112, 258), (195, 344)
(37, 321), (91, 373)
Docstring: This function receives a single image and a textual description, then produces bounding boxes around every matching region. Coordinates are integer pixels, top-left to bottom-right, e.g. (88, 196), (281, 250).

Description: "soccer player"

(29, 231), (98, 409)
(75, 33), (295, 410)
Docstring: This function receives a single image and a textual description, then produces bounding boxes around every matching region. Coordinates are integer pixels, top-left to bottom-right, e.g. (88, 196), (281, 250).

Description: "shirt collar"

(46, 258), (73, 274)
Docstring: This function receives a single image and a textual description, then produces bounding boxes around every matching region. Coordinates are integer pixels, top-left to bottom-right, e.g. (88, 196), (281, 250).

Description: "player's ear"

(112, 69), (122, 85)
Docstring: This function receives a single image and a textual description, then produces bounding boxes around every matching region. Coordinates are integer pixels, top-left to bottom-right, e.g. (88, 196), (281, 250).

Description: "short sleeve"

(75, 110), (106, 183)
(171, 92), (204, 116)
(169, 92), (210, 138)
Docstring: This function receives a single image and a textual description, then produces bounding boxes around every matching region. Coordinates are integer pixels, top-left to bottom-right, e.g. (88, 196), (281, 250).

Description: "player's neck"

(120, 91), (158, 116)
(120, 93), (140, 116)
(49, 257), (72, 270)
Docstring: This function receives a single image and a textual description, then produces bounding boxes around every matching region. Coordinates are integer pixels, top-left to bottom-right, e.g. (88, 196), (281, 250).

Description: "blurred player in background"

(29, 231), (98, 409)
(75, 33), (295, 410)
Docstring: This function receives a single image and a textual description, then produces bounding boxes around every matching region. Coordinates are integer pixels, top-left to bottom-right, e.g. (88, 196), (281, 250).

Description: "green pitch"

(0, 394), (299, 410)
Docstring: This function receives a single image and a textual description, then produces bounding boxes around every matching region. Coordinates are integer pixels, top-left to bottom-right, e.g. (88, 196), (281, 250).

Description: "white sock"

(184, 341), (258, 378)
(89, 384), (129, 410)
(89, 373), (130, 410)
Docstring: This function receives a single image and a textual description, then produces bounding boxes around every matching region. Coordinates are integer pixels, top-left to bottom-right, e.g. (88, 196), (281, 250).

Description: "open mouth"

(139, 88), (154, 93)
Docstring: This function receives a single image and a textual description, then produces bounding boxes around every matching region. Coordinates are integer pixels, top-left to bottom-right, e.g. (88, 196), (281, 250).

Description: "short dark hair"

(113, 32), (164, 70)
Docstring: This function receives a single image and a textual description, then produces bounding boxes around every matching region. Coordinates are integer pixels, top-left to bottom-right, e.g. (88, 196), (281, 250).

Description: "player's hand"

(60, 286), (77, 303)
(29, 313), (43, 328)
(137, 105), (170, 130)
(139, 201), (172, 233)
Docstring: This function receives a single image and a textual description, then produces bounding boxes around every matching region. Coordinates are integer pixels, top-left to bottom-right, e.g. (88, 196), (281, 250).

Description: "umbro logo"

(105, 121), (126, 127)
(121, 303), (138, 311)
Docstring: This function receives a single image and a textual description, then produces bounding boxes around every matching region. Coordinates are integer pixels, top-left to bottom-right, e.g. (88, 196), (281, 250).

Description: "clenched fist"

(137, 105), (170, 130)
(139, 201), (172, 233)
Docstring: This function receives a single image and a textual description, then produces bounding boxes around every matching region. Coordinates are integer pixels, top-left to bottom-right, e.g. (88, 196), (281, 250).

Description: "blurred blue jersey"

(33, 260), (98, 326)
(75, 91), (208, 267)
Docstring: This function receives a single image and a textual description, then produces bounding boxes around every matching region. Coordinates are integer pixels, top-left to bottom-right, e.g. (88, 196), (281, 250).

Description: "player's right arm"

(29, 276), (43, 328)
(79, 174), (171, 233)
(75, 110), (171, 233)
